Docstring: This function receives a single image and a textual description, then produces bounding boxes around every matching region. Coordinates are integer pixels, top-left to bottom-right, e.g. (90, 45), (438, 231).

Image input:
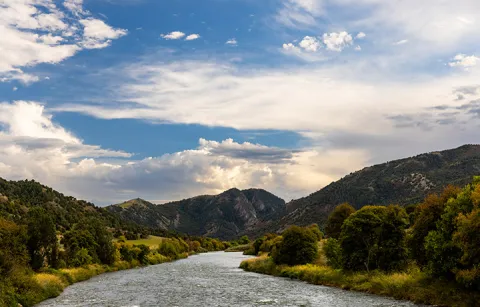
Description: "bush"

(340, 205), (408, 272)
(325, 203), (355, 239)
(323, 238), (343, 269)
(272, 226), (318, 266)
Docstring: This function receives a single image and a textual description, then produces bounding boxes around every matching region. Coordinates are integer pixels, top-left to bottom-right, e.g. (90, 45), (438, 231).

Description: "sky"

(1, 0), (480, 205)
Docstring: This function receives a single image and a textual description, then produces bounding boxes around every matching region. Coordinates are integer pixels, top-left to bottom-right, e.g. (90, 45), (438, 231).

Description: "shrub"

(323, 238), (343, 269)
(340, 205), (408, 272)
(325, 203), (356, 239)
(272, 226), (318, 266)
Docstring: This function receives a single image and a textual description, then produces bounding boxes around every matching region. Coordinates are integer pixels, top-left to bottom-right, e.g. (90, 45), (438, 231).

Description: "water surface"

(38, 252), (421, 307)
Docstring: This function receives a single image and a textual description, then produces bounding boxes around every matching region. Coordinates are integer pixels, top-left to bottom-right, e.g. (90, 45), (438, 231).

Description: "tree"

(340, 205), (408, 272)
(25, 207), (57, 270)
(272, 226), (318, 266)
(323, 238), (343, 269)
(424, 184), (475, 278)
(408, 187), (459, 267)
(325, 203), (356, 239)
(307, 224), (323, 241)
(238, 235), (250, 245)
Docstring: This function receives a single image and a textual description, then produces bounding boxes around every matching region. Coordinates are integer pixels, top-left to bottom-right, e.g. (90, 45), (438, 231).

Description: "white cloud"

(449, 54), (479, 69)
(64, 0), (84, 14)
(80, 18), (127, 49)
(393, 39), (408, 45)
(226, 38), (238, 46)
(275, 0), (324, 29)
(185, 34), (201, 41)
(161, 31), (186, 40)
(0, 100), (370, 203)
(323, 31), (353, 51)
(0, 0), (126, 83)
(298, 36), (321, 52)
(282, 43), (298, 51)
(354, 45), (362, 51)
(356, 32), (366, 39)
(12, 87), (17, 91)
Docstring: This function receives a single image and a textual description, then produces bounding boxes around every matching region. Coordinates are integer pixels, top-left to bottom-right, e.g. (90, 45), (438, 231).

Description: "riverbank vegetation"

(0, 180), (233, 307)
(241, 178), (480, 307)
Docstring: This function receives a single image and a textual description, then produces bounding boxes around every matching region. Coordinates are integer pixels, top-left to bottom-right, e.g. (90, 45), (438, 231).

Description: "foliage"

(325, 203), (355, 239)
(26, 207), (58, 270)
(340, 205), (408, 272)
(272, 226), (318, 266)
(307, 224), (323, 241)
(322, 238), (343, 269)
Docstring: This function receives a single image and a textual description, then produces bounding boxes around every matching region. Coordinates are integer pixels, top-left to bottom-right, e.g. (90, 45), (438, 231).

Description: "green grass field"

(120, 236), (164, 249)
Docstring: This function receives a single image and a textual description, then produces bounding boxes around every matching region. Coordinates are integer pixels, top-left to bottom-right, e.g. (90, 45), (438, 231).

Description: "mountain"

(0, 178), (132, 232)
(273, 144), (480, 232)
(107, 188), (286, 240)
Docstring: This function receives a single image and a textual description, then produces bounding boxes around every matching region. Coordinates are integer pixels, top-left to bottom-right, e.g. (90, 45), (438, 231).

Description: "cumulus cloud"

(185, 34), (200, 41)
(0, 0), (126, 83)
(323, 31), (353, 51)
(449, 54), (479, 69)
(298, 36), (322, 52)
(0, 101), (370, 203)
(161, 31), (186, 40)
(226, 38), (238, 46)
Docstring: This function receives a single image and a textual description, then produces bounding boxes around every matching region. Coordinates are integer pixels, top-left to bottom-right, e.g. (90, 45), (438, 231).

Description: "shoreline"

(31, 253), (191, 307)
(240, 256), (480, 307)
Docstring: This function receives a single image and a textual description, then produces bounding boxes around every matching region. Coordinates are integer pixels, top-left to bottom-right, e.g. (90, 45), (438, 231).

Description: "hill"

(0, 178), (139, 233)
(107, 188), (286, 240)
(273, 144), (480, 232)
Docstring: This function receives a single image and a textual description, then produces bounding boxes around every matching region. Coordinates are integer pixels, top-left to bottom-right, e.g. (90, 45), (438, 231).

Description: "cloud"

(393, 39), (408, 45)
(356, 32), (366, 39)
(323, 31), (353, 51)
(185, 34), (201, 41)
(0, 100), (370, 203)
(226, 38), (238, 46)
(275, 0), (324, 29)
(161, 31), (186, 40)
(80, 18), (127, 49)
(0, 0), (126, 83)
(449, 54), (479, 69)
(298, 36), (322, 52)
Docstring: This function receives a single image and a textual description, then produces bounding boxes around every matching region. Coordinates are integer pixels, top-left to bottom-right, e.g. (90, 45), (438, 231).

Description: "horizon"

(1, 0), (480, 205)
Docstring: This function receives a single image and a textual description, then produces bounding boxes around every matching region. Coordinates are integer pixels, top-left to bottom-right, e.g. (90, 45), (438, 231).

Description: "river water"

(38, 252), (421, 307)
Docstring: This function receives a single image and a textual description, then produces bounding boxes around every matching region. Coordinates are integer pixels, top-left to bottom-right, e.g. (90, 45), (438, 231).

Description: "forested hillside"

(273, 144), (480, 232)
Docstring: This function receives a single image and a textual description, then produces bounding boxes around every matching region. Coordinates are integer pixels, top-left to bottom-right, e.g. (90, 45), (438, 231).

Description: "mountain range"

(2, 144), (480, 240)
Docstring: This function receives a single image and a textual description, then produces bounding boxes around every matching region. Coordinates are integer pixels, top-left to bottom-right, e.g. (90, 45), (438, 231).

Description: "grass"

(240, 257), (480, 307)
(121, 236), (164, 249)
(224, 244), (251, 252)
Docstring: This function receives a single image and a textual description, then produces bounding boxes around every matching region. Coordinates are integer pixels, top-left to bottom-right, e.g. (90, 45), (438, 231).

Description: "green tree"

(272, 226), (318, 266)
(25, 207), (58, 270)
(323, 238), (343, 269)
(340, 205), (408, 272)
(325, 203), (356, 239)
(238, 235), (250, 245)
(424, 184), (476, 278)
(408, 185), (460, 267)
(307, 224), (323, 241)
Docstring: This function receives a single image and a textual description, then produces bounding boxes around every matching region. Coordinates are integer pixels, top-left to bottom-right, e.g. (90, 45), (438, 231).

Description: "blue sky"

(1, 0), (480, 205)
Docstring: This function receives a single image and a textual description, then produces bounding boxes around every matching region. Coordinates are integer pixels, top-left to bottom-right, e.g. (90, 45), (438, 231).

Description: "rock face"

(272, 144), (480, 232)
(107, 188), (286, 240)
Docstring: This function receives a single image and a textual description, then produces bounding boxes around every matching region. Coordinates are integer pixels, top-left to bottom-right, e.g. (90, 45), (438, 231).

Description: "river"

(38, 252), (421, 307)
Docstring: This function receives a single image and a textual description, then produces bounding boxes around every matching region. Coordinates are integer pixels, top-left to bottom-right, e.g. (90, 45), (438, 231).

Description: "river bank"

(24, 253), (189, 307)
(38, 252), (421, 306)
(240, 256), (480, 307)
